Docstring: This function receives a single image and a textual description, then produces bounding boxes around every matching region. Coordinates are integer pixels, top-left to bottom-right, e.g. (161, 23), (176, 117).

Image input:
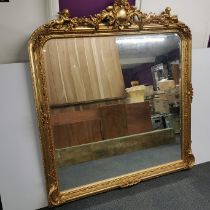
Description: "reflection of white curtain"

(43, 37), (125, 105)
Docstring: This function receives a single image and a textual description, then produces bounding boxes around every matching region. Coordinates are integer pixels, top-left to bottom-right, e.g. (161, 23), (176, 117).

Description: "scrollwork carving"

(185, 152), (195, 168)
(49, 183), (60, 206)
(46, 1), (186, 31)
(187, 82), (193, 104)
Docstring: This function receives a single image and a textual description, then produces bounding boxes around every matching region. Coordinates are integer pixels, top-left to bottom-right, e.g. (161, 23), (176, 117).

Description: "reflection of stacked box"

(153, 98), (170, 114)
(166, 86), (180, 104)
(164, 114), (180, 134)
(125, 82), (145, 103)
(144, 85), (154, 98)
(157, 90), (167, 100)
(158, 79), (175, 90)
(153, 79), (179, 114)
(155, 88), (180, 106)
(151, 114), (165, 130)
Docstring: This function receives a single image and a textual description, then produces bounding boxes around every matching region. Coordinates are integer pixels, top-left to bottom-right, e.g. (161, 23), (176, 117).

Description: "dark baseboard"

(0, 195), (3, 210)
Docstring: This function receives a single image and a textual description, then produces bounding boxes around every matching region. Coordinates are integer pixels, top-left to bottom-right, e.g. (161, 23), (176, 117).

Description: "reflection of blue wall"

(122, 63), (154, 88)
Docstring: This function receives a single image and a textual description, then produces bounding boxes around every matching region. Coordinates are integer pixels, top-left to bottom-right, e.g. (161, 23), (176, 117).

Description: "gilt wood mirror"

(28, 0), (194, 206)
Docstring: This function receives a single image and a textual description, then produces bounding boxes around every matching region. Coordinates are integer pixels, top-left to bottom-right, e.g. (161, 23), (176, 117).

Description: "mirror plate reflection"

(42, 34), (182, 191)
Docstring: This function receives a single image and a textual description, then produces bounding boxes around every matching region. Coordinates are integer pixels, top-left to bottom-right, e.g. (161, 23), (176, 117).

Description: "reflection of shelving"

(147, 85), (180, 134)
(151, 112), (180, 134)
(151, 63), (168, 90)
(165, 113), (180, 134)
(151, 63), (180, 91)
(51, 101), (153, 149)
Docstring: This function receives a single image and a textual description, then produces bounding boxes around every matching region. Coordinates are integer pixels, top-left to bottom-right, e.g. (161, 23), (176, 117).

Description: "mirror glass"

(42, 33), (181, 191)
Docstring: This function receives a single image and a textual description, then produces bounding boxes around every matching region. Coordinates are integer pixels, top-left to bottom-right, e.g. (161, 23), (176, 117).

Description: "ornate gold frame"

(28, 0), (194, 206)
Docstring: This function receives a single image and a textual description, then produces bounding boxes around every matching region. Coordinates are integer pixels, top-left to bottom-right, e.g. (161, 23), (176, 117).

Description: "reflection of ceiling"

(116, 34), (180, 68)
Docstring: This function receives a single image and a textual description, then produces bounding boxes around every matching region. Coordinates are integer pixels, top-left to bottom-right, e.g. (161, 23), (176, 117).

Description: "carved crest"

(48, 0), (183, 31)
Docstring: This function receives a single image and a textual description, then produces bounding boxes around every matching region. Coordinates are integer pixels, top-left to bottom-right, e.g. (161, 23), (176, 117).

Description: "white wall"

(47, 0), (59, 20)
(192, 49), (210, 164)
(1, 0), (210, 64)
(0, 63), (48, 210)
(47, 0), (210, 49)
(0, 0), (48, 64)
(141, 0), (210, 49)
(0, 1), (209, 209)
(0, 49), (210, 209)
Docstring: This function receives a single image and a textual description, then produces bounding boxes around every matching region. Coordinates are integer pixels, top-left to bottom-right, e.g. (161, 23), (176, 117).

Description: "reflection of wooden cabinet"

(126, 102), (153, 135)
(51, 102), (153, 149)
(51, 109), (102, 148)
(100, 104), (127, 139)
(53, 120), (102, 149)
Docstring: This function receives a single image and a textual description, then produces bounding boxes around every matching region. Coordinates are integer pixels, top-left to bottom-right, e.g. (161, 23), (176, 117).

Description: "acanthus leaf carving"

(184, 152), (195, 168)
(48, 183), (61, 206)
(187, 82), (193, 104)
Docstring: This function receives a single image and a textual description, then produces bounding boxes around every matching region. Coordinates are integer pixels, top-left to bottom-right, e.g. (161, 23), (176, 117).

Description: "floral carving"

(187, 82), (193, 104)
(47, 1), (185, 31)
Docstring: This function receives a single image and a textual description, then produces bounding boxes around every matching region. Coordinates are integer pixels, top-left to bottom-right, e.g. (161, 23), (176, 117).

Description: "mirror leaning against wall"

(28, 0), (194, 206)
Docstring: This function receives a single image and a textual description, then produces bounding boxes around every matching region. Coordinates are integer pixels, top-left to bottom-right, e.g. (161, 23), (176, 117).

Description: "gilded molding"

(187, 82), (193, 104)
(28, 0), (194, 206)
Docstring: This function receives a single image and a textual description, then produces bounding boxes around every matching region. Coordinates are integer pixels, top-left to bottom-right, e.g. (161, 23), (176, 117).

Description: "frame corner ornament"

(185, 152), (195, 168)
(48, 184), (61, 206)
